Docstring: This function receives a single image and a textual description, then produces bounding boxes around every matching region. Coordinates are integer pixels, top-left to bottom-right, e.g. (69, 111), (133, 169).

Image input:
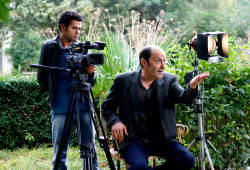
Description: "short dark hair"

(139, 46), (152, 67)
(58, 10), (83, 31)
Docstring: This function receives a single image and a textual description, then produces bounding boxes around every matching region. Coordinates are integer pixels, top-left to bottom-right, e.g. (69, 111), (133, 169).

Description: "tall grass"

(87, 8), (182, 54)
(83, 8), (182, 103)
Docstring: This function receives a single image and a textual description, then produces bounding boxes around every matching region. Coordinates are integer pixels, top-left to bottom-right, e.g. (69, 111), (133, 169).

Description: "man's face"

(60, 20), (82, 42)
(143, 48), (166, 79)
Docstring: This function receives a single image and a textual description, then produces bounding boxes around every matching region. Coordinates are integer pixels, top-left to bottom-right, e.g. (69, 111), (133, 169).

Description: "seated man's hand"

(190, 71), (210, 89)
(86, 65), (96, 75)
(111, 122), (128, 144)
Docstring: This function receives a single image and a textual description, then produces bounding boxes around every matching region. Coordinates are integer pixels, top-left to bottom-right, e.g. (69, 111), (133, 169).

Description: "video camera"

(66, 41), (105, 69)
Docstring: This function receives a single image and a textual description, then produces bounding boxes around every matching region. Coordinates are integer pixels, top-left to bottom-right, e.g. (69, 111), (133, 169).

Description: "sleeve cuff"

(188, 83), (198, 94)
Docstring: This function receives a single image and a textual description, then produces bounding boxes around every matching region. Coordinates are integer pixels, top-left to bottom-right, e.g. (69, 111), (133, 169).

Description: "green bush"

(0, 77), (51, 149)
(169, 42), (250, 168)
(0, 76), (88, 150)
(177, 63), (249, 169)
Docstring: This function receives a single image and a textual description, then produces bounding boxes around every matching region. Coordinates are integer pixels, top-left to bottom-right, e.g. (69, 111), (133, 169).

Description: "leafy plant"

(0, 76), (51, 149)
(0, 0), (10, 22)
(171, 40), (250, 169)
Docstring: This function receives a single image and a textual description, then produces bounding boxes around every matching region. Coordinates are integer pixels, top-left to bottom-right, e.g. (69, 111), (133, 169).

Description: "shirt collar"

(56, 36), (70, 52)
(138, 69), (157, 89)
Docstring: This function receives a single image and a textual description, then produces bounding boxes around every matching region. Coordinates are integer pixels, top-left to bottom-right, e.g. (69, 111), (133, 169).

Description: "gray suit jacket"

(102, 70), (197, 150)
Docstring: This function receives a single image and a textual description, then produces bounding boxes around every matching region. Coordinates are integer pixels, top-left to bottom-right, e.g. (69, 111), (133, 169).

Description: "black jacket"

(102, 70), (197, 150)
(37, 36), (95, 107)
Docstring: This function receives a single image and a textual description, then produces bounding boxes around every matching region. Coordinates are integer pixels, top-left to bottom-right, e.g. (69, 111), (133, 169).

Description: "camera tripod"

(185, 58), (224, 170)
(30, 64), (116, 170)
(53, 70), (116, 170)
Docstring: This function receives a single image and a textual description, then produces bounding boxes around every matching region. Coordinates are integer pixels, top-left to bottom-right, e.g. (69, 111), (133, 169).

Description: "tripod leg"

(187, 138), (197, 151)
(206, 139), (224, 160)
(89, 89), (116, 170)
(83, 155), (91, 170)
(204, 142), (215, 170)
(54, 89), (77, 170)
(75, 93), (94, 170)
(200, 139), (206, 170)
(83, 154), (91, 170)
(197, 111), (206, 170)
(206, 139), (217, 152)
(75, 91), (97, 170)
(81, 143), (95, 170)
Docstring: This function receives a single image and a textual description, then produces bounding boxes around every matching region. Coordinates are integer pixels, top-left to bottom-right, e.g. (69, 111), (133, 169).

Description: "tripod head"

(31, 64), (89, 92)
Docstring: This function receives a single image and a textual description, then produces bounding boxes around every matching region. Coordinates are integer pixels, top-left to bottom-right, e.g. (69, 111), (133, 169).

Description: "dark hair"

(58, 10), (83, 31)
(139, 46), (152, 67)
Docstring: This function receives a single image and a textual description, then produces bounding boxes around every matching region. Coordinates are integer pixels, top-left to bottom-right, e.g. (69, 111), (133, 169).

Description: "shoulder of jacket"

(162, 72), (178, 81)
(42, 36), (58, 48)
(115, 70), (138, 80)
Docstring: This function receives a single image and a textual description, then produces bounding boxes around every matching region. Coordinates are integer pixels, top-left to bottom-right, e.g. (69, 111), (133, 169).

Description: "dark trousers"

(121, 140), (195, 170)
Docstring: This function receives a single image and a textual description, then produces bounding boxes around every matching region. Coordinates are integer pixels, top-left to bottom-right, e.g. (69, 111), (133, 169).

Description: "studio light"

(190, 32), (229, 62)
(187, 31), (229, 170)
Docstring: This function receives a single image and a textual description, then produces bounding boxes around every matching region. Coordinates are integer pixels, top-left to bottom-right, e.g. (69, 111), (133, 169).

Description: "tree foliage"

(1, 0), (249, 71)
(0, 0), (10, 22)
(6, 0), (93, 70)
(7, 28), (43, 71)
(181, 0), (250, 42)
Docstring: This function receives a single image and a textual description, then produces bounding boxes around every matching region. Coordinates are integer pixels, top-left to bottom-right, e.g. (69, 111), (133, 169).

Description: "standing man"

(37, 11), (98, 170)
(102, 45), (210, 169)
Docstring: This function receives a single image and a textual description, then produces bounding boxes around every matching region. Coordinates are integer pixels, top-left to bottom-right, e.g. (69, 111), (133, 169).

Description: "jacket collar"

(50, 35), (60, 45)
(128, 69), (165, 87)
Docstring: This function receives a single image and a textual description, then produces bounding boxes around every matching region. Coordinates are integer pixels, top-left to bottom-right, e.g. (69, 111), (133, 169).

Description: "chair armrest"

(176, 124), (190, 143)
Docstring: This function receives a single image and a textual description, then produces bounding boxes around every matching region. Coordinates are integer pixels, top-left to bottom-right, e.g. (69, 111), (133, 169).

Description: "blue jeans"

(51, 111), (99, 170)
(121, 140), (195, 170)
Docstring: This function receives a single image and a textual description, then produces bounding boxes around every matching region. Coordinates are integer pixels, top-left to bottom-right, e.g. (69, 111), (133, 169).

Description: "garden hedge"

(0, 78), (51, 149)
(0, 77), (90, 149)
(171, 46), (250, 168)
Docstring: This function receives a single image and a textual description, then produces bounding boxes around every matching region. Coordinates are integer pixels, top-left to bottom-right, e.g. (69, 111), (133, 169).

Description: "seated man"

(102, 45), (210, 170)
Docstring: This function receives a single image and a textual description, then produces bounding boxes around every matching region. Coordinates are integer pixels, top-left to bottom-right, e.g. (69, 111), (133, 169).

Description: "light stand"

(187, 32), (229, 169)
(186, 57), (220, 170)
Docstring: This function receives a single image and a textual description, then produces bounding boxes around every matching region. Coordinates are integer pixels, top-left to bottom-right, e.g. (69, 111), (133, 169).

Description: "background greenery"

(0, 0), (250, 71)
(0, 39), (249, 169)
(0, 76), (51, 149)
(0, 0), (10, 22)
(0, 0), (249, 169)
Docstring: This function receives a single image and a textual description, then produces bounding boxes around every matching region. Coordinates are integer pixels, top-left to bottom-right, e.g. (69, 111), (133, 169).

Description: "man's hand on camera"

(111, 122), (128, 144)
(190, 71), (210, 89)
(86, 65), (96, 75)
